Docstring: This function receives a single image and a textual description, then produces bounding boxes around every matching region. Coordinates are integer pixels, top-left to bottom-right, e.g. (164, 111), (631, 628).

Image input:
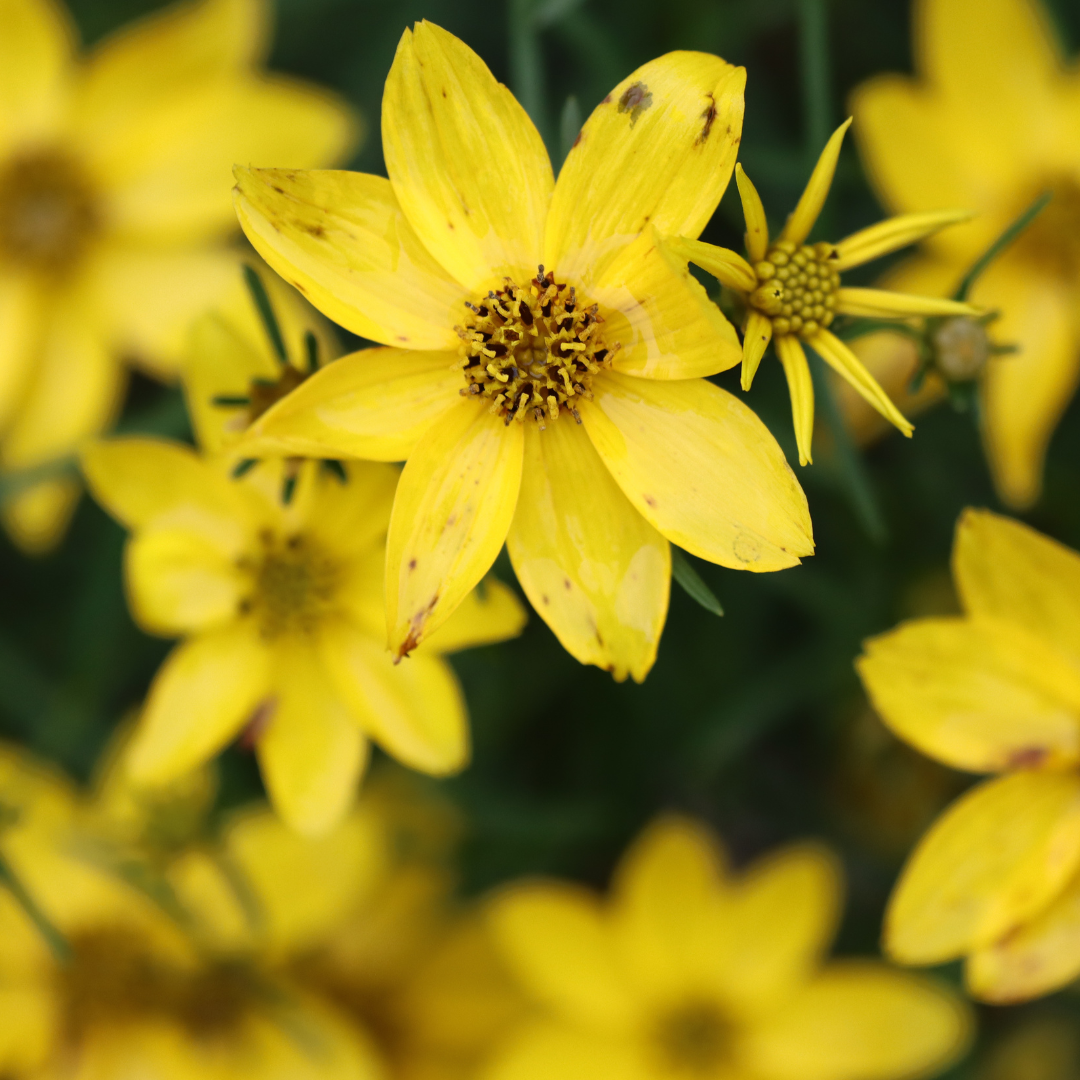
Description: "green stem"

(797, 0), (831, 163)
(509, 0), (547, 143)
(952, 191), (1052, 301)
(809, 354), (888, 543)
(243, 263), (288, 366)
(0, 851), (71, 963)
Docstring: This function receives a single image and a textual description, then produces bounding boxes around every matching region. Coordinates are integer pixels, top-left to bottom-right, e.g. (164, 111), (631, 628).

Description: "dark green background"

(8, 0), (1080, 1069)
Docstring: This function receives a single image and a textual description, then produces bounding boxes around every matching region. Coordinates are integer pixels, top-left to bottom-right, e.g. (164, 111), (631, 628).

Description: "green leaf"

(243, 263), (288, 366)
(671, 548), (723, 617)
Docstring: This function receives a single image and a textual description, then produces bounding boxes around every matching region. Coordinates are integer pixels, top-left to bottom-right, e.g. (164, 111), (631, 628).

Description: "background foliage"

(8, 0), (1080, 1070)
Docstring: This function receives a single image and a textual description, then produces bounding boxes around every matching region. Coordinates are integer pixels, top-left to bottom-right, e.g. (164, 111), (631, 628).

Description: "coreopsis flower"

(858, 509), (1080, 1003)
(0, 744), (386, 1079)
(0, 0), (358, 553)
(485, 816), (971, 1080)
(850, 0), (1080, 508)
(669, 121), (977, 466)
(232, 22), (815, 683)
(82, 440), (524, 835)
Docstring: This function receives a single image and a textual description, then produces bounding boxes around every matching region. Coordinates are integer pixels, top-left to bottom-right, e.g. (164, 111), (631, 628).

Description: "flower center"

(237, 530), (340, 639)
(456, 266), (617, 428)
(747, 240), (840, 339)
(1015, 177), (1080, 277)
(0, 150), (100, 272)
(931, 316), (990, 382)
(653, 1000), (734, 1075)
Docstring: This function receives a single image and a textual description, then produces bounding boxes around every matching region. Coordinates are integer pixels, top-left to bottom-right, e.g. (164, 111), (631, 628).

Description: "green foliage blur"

(8, 0), (1080, 1069)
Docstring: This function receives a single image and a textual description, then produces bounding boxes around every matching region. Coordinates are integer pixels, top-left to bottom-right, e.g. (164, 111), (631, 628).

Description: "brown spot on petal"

(643, 494), (657, 508)
(617, 81), (652, 127)
(696, 94), (717, 145)
(573, 130), (583, 148)
(1008, 746), (1049, 769)
(408, 558), (418, 571)
(238, 698), (276, 750)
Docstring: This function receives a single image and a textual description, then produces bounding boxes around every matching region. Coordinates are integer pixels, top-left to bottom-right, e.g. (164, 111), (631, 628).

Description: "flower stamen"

(456, 266), (618, 428)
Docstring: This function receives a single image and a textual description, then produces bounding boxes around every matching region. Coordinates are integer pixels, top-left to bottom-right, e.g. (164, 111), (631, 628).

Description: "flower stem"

(809, 354), (888, 543)
(509, 0), (548, 143)
(797, 0), (832, 165)
(0, 849), (71, 964)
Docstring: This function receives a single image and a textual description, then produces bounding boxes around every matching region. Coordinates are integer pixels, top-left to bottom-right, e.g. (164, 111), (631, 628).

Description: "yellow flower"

(81, 438), (524, 836)
(0, 744), (388, 1079)
(850, 0), (1080, 508)
(669, 121), (977, 466)
(231, 22), (815, 682)
(0, 0), (358, 553)
(858, 509), (1080, 1003)
(485, 815), (970, 1080)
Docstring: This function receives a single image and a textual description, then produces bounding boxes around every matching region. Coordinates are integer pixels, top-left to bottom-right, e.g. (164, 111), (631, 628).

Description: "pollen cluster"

(238, 529), (339, 639)
(652, 1000), (733, 1075)
(0, 150), (99, 272)
(747, 240), (840, 338)
(456, 266), (618, 427)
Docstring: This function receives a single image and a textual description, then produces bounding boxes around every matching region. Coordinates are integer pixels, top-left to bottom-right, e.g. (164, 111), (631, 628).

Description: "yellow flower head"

(231, 21), (815, 683)
(0, 0), (358, 553)
(858, 509), (1080, 1002)
(670, 121), (977, 466)
(850, 0), (1080, 508)
(485, 816), (970, 1080)
(79, 283), (526, 835)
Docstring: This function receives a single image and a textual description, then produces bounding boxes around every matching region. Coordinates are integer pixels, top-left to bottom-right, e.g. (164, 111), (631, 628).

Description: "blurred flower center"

(455, 265), (618, 428)
(652, 1000), (734, 1075)
(749, 240), (840, 339)
(1015, 177), (1080, 277)
(0, 150), (100, 272)
(238, 529), (340, 639)
(229, 366), (310, 434)
(931, 316), (991, 382)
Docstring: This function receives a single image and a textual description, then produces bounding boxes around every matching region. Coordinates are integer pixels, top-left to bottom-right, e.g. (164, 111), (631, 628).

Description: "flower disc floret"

(238, 529), (340, 640)
(456, 266), (618, 428)
(0, 150), (100, 272)
(653, 1000), (733, 1075)
(749, 240), (840, 339)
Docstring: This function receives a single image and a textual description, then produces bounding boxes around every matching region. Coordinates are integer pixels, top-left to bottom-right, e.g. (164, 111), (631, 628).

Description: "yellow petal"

(742, 310), (773, 391)
(302, 460), (398, 558)
(736, 164), (770, 263)
(128, 623), (271, 783)
(386, 399), (523, 657)
(92, 244), (242, 381)
(487, 883), (634, 1027)
(0, 0), (73, 152)
(485, 1020), (641, 1080)
(126, 529), (244, 636)
(1, 476), (79, 556)
(742, 962), (971, 1080)
(547, 52), (744, 280)
(382, 21), (553, 289)
(978, 259), (1076, 510)
(234, 167), (468, 350)
(610, 816), (725, 1000)
(81, 438), (256, 550)
(859, 617), (1080, 773)
(967, 864), (1080, 1004)
(1, 306), (122, 471)
(0, 984), (54, 1074)
(508, 420), (669, 682)
(421, 577), (527, 655)
(834, 287), (979, 319)
(832, 210), (973, 272)
(719, 844), (842, 1016)
(591, 231), (742, 379)
(779, 119), (852, 246)
(665, 237), (757, 292)
(583, 371), (813, 572)
(87, 75), (357, 243)
(323, 622), (468, 774)
(256, 640), (369, 836)
(885, 771), (1080, 964)
(954, 508), (1080, 666)
(0, 272), (43, 433)
(808, 329), (914, 436)
(244, 346), (459, 462)
(775, 335), (815, 466)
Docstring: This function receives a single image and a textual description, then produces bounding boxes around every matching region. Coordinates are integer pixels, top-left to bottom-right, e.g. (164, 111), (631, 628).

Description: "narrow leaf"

(672, 548), (724, 617)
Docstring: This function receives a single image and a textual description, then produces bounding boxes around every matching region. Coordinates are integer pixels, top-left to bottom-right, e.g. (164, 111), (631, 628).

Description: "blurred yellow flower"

(850, 0), (1080, 507)
(670, 122), (976, 466)
(0, 0), (358, 553)
(232, 21), (814, 683)
(0, 744), (382, 1080)
(859, 508), (1080, 1002)
(81, 437), (525, 835)
(485, 815), (970, 1080)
